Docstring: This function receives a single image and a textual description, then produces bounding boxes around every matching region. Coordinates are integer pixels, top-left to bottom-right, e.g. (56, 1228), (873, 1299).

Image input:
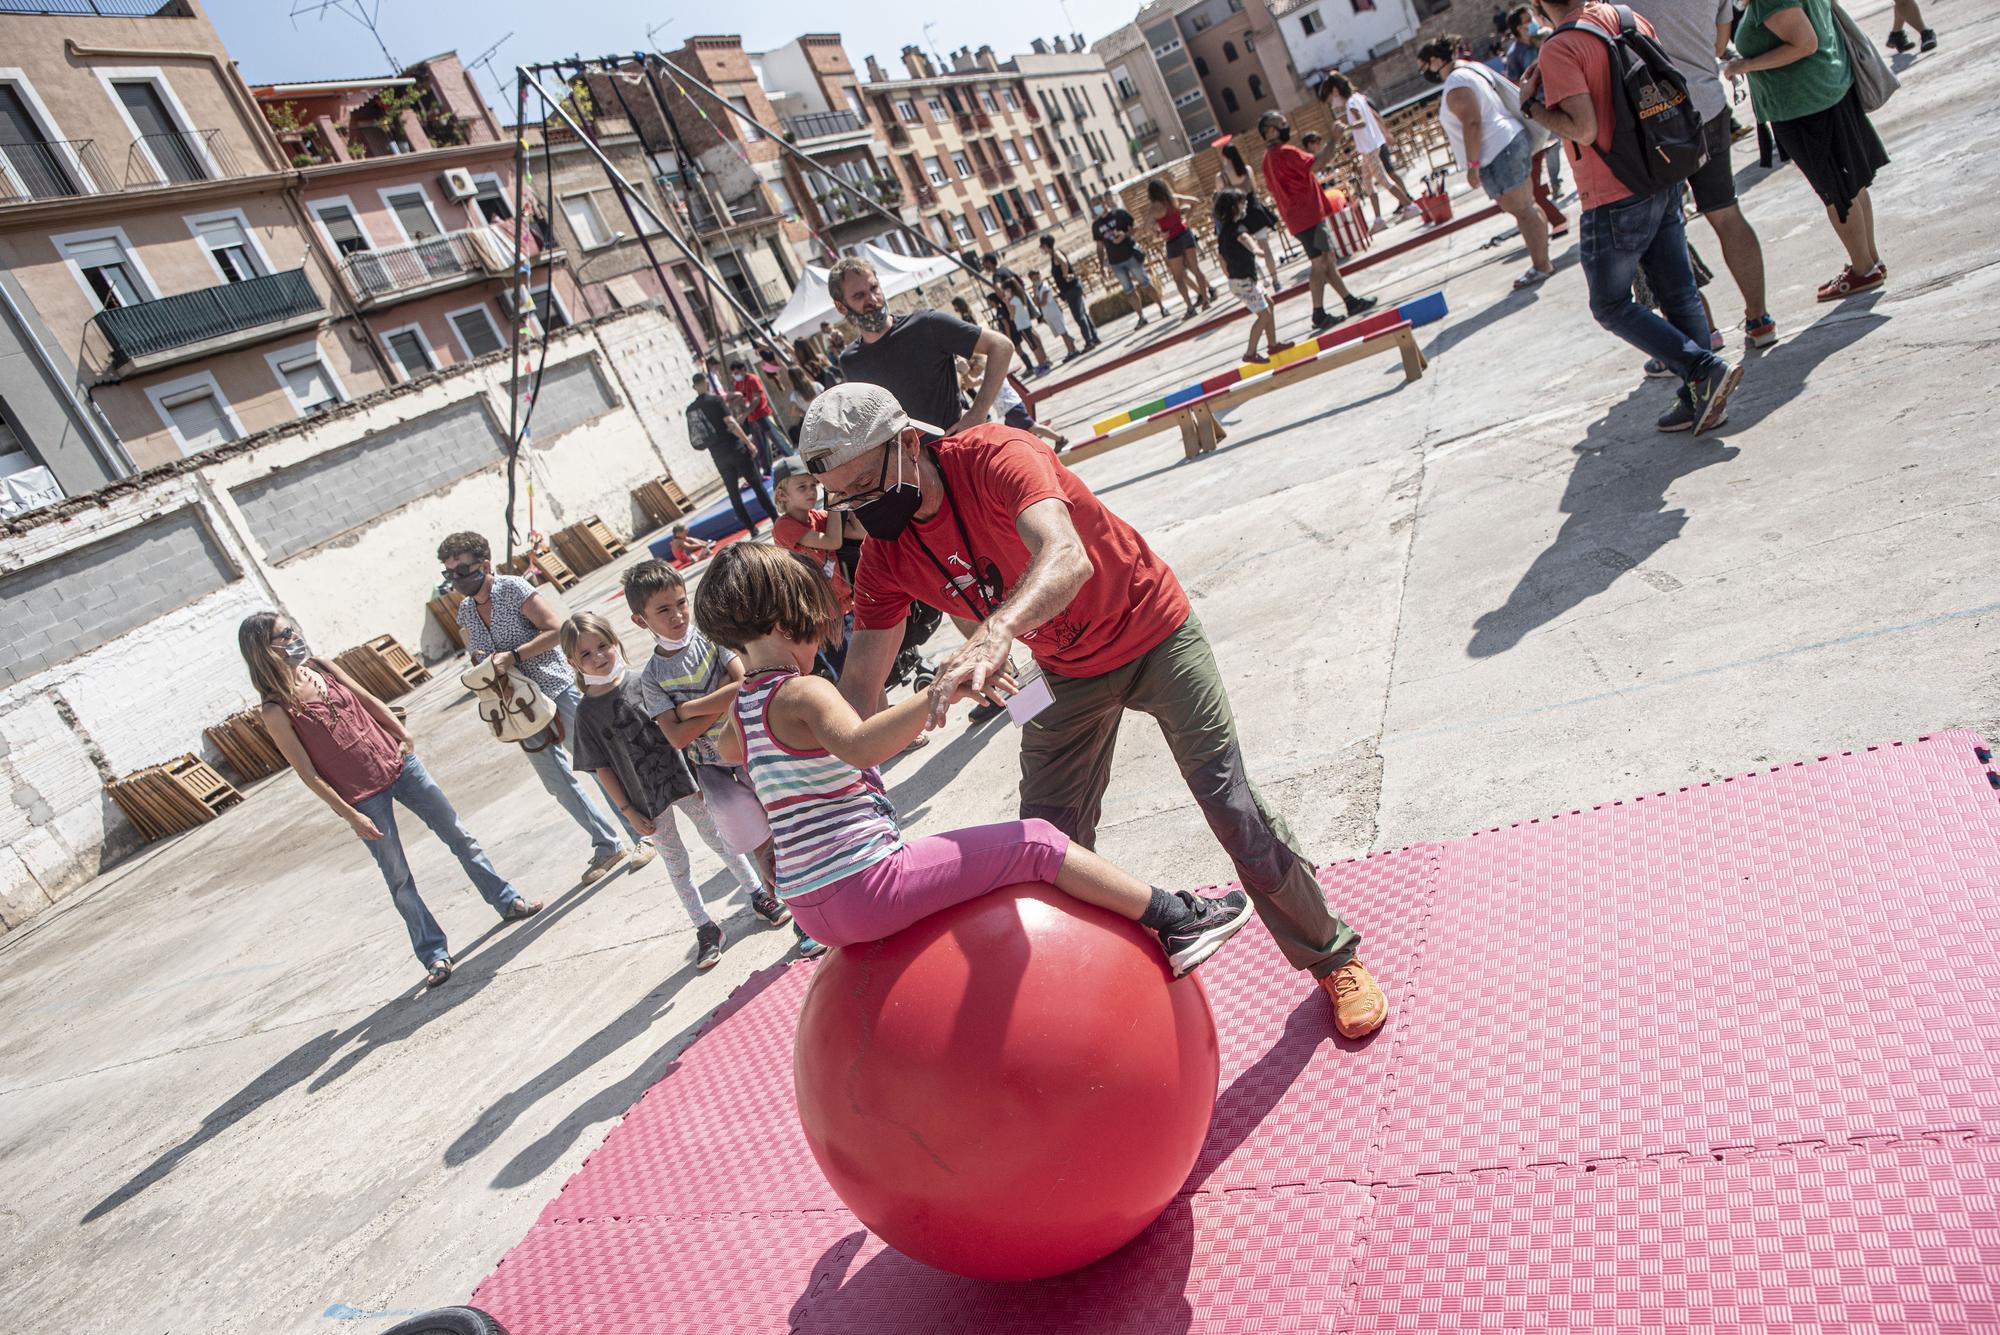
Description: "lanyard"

(907, 450), (1003, 622)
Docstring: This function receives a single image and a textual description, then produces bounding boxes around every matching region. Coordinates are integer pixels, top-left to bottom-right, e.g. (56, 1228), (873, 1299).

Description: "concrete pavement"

(1, 2), (1994, 1327)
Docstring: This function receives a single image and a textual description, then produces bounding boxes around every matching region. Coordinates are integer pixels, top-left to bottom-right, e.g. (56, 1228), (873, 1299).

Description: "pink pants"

(787, 819), (1070, 948)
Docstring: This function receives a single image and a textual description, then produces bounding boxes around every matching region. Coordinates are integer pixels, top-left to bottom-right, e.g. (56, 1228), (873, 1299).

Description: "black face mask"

(449, 567), (486, 596)
(853, 446), (925, 541)
(1421, 66), (1445, 85)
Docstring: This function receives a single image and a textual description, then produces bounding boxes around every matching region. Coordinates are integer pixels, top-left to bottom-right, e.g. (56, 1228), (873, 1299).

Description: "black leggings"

(713, 448), (773, 535)
(1061, 285), (1097, 343)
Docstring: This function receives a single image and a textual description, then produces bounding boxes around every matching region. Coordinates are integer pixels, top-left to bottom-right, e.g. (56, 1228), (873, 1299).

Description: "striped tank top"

(736, 668), (901, 898)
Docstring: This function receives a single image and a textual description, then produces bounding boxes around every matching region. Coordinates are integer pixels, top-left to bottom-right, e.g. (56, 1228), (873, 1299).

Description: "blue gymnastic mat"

(644, 488), (774, 559)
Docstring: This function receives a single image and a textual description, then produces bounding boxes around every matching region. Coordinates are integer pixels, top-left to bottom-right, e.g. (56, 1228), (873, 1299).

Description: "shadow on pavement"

(82, 866), (637, 1223)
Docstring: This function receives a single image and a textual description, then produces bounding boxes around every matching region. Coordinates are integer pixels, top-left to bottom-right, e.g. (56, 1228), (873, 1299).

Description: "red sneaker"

(1817, 263), (1885, 301)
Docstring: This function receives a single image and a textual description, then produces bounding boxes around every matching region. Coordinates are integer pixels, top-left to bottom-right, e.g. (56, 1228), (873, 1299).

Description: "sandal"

(1051, 434), (1070, 452)
(503, 897), (544, 922)
(1513, 267), (1552, 290)
(1817, 263), (1885, 301)
(425, 958), (453, 988)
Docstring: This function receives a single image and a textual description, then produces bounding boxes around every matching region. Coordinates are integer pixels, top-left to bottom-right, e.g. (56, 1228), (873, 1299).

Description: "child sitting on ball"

(693, 541), (1254, 974)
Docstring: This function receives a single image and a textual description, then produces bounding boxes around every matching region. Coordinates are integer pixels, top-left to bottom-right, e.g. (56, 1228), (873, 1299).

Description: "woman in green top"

(1725, 0), (1889, 301)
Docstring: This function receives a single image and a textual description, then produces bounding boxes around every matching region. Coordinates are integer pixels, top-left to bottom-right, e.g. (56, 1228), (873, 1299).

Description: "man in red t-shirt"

(728, 358), (793, 473)
(1257, 109), (1378, 333)
(796, 382), (1387, 1037)
(1522, 0), (1742, 433)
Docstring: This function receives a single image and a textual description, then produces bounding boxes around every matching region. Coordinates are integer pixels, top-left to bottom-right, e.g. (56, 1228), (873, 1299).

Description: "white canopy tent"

(766, 242), (965, 339)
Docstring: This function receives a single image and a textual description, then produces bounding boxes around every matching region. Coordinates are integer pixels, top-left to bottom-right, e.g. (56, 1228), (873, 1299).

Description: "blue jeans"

(352, 754), (522, 966)
(747, 416), (793, 472)
(1579, 186), (1718, 386)
(528, 683), (629, 857)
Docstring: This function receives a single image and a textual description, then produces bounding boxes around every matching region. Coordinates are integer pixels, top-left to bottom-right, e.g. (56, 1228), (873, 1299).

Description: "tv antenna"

(289, 0), (399, 72)
(467, 33), (516, 111)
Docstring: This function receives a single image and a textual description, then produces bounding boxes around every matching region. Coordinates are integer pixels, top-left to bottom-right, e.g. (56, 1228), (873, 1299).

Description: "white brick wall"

(0, 306), (702, 934)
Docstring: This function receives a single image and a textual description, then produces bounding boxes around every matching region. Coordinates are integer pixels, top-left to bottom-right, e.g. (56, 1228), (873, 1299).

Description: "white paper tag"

(1006, 673), (1055, 727)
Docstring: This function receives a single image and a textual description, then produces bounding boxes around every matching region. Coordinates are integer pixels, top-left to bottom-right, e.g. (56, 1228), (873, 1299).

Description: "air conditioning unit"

(440, 167), (478, 200)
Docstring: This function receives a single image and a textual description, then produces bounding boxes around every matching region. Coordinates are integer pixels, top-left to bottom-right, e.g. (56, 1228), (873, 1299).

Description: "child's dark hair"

(693, 542), (841, 651)
(622, 557), (685, 615)
(1212, 189), (1245, 229)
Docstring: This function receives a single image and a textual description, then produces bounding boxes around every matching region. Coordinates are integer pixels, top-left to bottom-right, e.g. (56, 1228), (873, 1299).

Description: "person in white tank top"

(1317, 72), (1417, 228)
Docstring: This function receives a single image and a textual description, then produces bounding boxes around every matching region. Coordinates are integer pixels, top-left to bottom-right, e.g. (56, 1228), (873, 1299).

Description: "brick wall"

(0, 508), (237, 687)
(231, 400), (508, 563)
(523, 356), (617, 442)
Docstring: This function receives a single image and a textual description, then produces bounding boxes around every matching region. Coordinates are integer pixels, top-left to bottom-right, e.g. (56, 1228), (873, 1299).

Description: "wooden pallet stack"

(499, 543), (579, 591)
(107, 754), (243, 842)
(633, 477), (693, 531)
(549, 514), (628, 576)
(203, 708), (287, 783)
(428, 590), (468, 651)
(334, 634), (431, 701)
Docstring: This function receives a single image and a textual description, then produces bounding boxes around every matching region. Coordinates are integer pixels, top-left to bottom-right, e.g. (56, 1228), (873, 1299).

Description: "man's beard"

(848, 305), (890, 334)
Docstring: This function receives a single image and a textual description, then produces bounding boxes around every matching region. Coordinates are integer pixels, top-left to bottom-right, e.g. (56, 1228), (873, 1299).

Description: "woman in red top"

(240, 611), (540, 987)
(1146, 178), (1215, 313)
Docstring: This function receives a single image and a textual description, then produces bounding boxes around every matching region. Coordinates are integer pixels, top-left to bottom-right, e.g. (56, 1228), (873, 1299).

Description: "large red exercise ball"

(793, 881), (1220, 1282)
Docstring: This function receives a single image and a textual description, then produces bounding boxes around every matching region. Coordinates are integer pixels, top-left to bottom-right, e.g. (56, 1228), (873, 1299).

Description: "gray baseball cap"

(797, 383), (941, 474)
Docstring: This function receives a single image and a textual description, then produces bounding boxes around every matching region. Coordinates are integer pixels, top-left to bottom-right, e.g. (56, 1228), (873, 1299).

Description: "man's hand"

(948, 406), (987, 435)
(926, 623), (1018, 729)
(1518, 65), (1543, 106)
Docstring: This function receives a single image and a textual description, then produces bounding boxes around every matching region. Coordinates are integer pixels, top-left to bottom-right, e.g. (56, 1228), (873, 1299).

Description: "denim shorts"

(1481, 130), (1535, 201)
(1110, 256), (1147, 292)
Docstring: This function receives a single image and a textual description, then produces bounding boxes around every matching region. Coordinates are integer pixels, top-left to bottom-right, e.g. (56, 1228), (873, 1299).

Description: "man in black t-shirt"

(685, 374), (775, 537)
(828, 257), (1014, 435)
(1091, 190), (1170, 326)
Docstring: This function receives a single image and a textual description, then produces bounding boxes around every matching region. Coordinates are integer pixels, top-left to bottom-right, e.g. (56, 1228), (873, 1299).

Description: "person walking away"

(1031, 270), (1080, 361)
(685, 375), (775, 538)
(1257, 110), (1379, 332)
(1883, 0), (1936, 52)
(1522, 0), (1745, 432)
(562, 611), (788, 971)
(1724, 0), (1889, 300)
(1001, 274), (1054, 375)
(1147, 180), (1216, 312)
(1215, 142), (1289, 285)
(442, 531), (640, 884)
(1317, 73), (1420, 230)
(1039, 235), (1100, 348)
(830, 256), (1015, 435)
(1644, 0), (1777, 346)
(1091, 191), (1173, 326)
(695, 542), (1256, 975)
(241, 612), (541, 988)
(1502, 6), (1567, 199)
(730, 359), (794, 470)
(803, 382), (1390, 1038)
(1418, 37), (1556, 290)
(1215, 191), (1281, 364)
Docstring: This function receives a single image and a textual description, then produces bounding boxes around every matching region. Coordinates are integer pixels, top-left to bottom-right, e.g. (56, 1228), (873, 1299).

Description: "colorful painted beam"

(1089, 292), (1448, 438)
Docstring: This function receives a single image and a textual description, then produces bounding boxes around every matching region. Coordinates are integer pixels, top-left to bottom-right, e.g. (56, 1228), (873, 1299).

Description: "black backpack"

(684, 400), (723, 453)
(1556, 5), (1707, 196)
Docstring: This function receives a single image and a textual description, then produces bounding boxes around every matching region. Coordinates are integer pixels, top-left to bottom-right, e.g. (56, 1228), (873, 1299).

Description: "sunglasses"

(443, 562), (484, 581)
(822, 446), (896, 512)
(271, 627), (301, 643)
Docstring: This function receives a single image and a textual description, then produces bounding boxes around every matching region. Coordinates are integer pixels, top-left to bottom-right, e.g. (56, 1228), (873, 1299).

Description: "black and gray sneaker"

(1157, 889), (1255, 977)
(751, 891), (792, 927)
(1920, 27), (1937, 51)
(1344, 293), (1379, 317)
(1657, 358), (1742, 434)
(695, 922), (723, 971)
(793, 926), (830, 959)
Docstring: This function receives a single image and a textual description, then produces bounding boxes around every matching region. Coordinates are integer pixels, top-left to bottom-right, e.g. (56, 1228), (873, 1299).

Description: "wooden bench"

(335, 634), (431, 702)
(1063, 317), (1427, 467)
(550, 515), (627, 576)
(633, 477), (694, 532)
(107, 754), (243, 843)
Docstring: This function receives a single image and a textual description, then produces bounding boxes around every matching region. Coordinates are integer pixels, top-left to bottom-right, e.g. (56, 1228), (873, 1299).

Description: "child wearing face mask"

(562, 608), (789, 971)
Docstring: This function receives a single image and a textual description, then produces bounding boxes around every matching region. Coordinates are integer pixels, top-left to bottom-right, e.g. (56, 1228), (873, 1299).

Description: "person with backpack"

(685, 374), (775, 538)
(1521, 0), (1744, 434)
(1417, 36), (1556, 290)
(1723, 0), (1890, 301)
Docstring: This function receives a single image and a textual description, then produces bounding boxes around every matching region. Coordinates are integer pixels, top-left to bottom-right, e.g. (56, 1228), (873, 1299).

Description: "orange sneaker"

(1319, 959), (1387, 1038)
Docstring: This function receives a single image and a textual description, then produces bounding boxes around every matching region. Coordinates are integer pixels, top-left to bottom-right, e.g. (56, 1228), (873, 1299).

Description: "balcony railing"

(0, 138), (111, 203)
(686, 187), (776, 235)
(124, 128), (243, 189)
(89, 267), (321, 366)
(0, 0), (187, 12)
(886, 123), (911, 148)
(785, 109), (866, 143)
(342, 228), (503, 300)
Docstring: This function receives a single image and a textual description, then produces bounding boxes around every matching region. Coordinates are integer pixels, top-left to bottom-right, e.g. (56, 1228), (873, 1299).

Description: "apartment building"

(753, 35), (922, 264)
(860, 43), (1078, 259)
(0, 1), (585, 488)
(584, 39), (808, 334)
(1005, 36), (1142, 203)
(255, 53), (583, 389)
(1170, 0), (1311, 138)
(1092, 22), (1188, 168)
(1271, 0), (1443, 105)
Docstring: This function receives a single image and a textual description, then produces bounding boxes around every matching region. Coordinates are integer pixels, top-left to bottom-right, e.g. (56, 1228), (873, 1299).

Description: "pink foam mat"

(474, 731), (2000, 1332)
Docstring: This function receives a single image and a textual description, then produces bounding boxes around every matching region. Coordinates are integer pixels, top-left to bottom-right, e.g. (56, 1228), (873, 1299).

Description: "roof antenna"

(288, 0), (400, 73)
(467, 33), (516, 114)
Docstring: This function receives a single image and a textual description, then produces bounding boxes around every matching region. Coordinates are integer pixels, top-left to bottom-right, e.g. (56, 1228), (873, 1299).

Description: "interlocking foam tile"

(1347, 1138), (2000, 1333)
(794, 1182), (1374, 1335)
(473, 731), (2000, 1331)
(1188, 844), (1440, 1190)
(1382, 734), (2000, 1179)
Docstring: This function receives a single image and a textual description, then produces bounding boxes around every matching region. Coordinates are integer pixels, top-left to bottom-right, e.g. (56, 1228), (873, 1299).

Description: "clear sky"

(206, 0), (1142, 104)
